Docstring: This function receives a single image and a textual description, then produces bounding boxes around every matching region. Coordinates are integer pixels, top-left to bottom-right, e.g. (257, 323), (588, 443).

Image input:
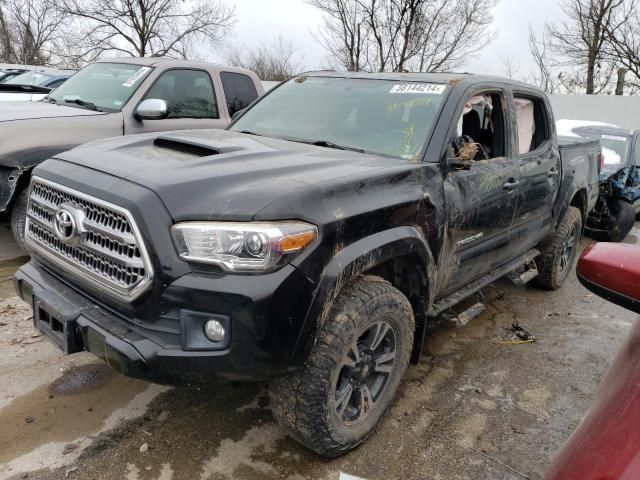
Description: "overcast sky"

(212, 0), (565, 79)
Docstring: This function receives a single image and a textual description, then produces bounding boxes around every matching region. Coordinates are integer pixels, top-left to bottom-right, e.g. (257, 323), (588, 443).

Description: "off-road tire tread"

(269, 275), (414, 457)
(535, 206), (582, 290)
(590, 199), (635, 242)
(10, 188), (29, 251)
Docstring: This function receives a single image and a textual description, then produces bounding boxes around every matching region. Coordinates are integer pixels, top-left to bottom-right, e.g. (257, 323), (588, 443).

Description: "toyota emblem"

(54, 208), (76, 242)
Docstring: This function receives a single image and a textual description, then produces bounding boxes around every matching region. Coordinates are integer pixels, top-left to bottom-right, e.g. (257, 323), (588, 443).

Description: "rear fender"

(291, 226), (435, 364)
(555, 187), (588, 232)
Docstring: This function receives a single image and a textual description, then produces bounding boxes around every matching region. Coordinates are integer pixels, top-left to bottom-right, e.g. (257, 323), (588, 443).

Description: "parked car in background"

(14, 72), (599, 456)
(0, 57), (264, 249)
(546, 242), (640, 480)
(558, 119), (640, 241)
(0, 69), (75, 102)
(0, 68), (29, 83)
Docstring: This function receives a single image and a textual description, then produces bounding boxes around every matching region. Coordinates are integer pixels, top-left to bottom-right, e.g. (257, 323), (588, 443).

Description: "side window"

(143, 69), (218, 119)
(635, 136), (640, 166)
(220, 72), (259, 116)
(513, 94), (551, 154)
(453, 91), (507, 161)
(47, 79), (66, 89)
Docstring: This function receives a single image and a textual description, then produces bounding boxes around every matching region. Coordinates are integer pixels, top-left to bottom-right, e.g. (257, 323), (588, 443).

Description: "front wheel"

(269, 276), (414, 457)
(535, 206), (582, 290)
(10, 188), (29, 251)
(590, 199), (635, 242)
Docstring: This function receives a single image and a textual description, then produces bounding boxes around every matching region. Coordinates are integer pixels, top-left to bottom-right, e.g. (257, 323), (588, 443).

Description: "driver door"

(439, 88), (521, 294)
(124, 68), (227, 135)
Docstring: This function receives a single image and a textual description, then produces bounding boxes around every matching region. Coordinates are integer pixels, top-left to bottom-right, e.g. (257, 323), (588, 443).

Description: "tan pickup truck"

(0, 57), (264, 248)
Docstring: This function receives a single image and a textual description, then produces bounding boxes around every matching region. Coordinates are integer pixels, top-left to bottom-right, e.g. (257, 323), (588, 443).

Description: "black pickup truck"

(14, 72), (599, 456)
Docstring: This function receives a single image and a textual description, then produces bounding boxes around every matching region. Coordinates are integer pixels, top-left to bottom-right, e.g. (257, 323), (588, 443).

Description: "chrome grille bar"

(24, 177), (153, 301)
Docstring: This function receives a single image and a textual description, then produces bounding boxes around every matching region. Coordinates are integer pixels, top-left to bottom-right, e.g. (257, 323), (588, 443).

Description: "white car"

(0, 69), (74, 102)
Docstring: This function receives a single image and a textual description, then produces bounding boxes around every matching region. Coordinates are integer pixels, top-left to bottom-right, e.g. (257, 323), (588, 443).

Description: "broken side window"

(513, 95), (551, 154)
(454, 92), (506, 161)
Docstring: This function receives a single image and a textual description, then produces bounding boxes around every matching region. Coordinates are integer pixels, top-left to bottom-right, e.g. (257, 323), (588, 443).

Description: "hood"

(54, 129), (407, 221)
(0, 92), (47, 102)
(0, 101), (107, 122)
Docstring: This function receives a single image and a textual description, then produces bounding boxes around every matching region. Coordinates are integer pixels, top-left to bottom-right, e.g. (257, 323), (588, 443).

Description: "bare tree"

(308, 0), (496, 73)
(307, 0), (368, 71)
(603, 1), (640, 90)
(528, 27), (560, 93)
(501, 56), (520, 79)
(54, 0), (235, 61)
(0, 0), (65, 64)
(546, 0), (627, 94)
(226, 36), (304, 81)
(413, 0), (497, 72)
(0, 3), (17, 62)
(357, 0), (425, 72)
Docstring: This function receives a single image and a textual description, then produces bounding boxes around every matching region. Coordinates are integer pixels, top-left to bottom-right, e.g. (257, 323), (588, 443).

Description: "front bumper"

(14, 260), (315, 383)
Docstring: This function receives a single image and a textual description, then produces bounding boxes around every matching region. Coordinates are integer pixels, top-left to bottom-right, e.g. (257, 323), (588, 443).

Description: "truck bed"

(557, 135), (601, 220)
(558, 135), (601, 150)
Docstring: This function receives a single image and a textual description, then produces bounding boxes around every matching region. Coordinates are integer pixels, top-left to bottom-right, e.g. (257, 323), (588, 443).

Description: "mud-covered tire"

(535, 206), (582, 290)
(590, 199), (635, 242)
(10, 188), (29, 251)
(269, 276), (414, 457)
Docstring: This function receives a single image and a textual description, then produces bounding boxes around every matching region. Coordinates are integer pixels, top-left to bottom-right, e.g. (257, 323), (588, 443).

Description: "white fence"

(550, 94), (640, 131)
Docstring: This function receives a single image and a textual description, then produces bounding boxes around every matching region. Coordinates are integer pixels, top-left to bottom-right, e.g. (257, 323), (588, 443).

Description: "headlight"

(170, 221), (318, 272)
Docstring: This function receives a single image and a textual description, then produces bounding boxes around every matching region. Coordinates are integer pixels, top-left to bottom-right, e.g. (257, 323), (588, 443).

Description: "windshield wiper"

(238, 130), (263, 136)
(305, 139), (365, 153)
(64, 98), (102, 112)
(285, 138), (366, 153)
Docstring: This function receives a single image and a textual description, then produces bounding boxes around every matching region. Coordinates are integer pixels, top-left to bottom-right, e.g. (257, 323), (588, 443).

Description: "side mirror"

(577, 243), (640, 314)
(231, 108), (246, 121)
(135, 99), (168, 120)
(448, 155), (472, 170)
(447, 136), (476, 170)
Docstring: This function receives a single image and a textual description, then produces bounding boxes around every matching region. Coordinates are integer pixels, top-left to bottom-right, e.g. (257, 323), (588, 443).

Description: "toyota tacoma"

(14, 72), (600, 456)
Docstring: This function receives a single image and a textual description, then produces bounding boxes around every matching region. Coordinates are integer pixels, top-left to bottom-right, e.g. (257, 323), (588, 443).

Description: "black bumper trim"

(14, 261), (304, 383)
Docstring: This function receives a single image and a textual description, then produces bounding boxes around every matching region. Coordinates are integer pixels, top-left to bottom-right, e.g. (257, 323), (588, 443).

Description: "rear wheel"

(269, 276), (414, 457)
(535, 206), (582, 290)
(10, 188), (29, 251)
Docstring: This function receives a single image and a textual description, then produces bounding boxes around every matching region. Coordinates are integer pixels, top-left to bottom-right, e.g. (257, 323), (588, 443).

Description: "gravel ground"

(0, 219), (638, 480)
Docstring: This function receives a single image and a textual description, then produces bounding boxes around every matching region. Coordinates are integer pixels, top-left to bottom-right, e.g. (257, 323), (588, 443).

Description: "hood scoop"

(154, 135), (245, 157)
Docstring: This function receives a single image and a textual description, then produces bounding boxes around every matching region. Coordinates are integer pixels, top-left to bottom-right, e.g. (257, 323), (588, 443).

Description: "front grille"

(25, 177), (153, 300)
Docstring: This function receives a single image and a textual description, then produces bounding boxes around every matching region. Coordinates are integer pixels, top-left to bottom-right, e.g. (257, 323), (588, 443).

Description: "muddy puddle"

(0, 363), (149, 465)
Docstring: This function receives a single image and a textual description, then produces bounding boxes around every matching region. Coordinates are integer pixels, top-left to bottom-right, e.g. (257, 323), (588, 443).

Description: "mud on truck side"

(14, 72), (599, 456)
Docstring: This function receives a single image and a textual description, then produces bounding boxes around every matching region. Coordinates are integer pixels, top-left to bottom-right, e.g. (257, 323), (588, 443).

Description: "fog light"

(204, 319), (226, 342)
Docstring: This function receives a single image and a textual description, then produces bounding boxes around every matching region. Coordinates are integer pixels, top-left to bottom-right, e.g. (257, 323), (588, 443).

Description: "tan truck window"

(144, 69), (218, 119)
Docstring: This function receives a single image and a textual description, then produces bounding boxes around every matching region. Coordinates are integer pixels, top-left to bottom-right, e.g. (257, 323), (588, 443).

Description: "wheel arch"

(291, 226), (436, 365)
(0, 166), (33, 214)
(561, 188), (588, 230)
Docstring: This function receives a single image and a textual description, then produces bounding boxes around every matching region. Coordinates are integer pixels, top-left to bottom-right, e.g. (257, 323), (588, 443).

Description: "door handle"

(503, 178), (520, 191)
(548, 167), (559, 177)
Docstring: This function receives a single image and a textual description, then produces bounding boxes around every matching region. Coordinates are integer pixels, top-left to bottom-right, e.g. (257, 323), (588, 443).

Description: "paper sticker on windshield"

(602, 134), (627, 142)
(390, 83), (445, 94)
(122, 67), (151, 88)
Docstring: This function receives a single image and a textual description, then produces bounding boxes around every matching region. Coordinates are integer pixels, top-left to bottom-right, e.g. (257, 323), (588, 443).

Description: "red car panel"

(546, 242), (640, 480)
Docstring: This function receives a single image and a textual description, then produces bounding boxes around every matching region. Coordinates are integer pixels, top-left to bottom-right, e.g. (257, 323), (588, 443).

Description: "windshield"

(230, 77), (447, 160)
(0, 71), (21, 83)
(599, 135), (631, 173)
(5, 71), (55, 86)
(48, 62), (153, 112)
(566, 126), (632, 175)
